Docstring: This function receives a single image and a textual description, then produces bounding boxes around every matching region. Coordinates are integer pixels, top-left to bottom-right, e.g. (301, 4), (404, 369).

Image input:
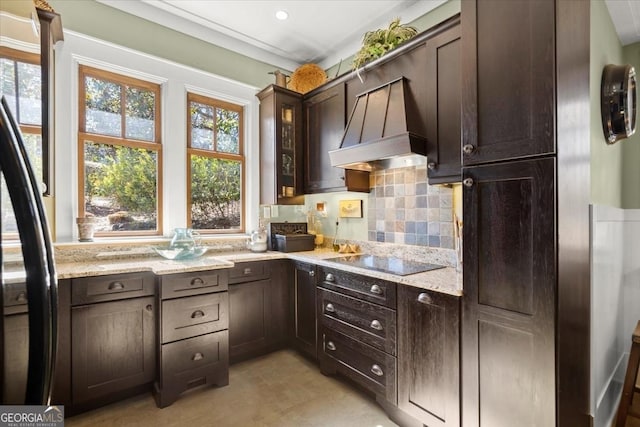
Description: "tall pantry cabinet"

(461, 0), (591, 425)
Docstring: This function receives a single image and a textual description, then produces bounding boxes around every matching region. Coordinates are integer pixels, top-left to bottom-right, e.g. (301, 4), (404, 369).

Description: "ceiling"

(606, 0), (640, 46)
(96, 0), (447, 72)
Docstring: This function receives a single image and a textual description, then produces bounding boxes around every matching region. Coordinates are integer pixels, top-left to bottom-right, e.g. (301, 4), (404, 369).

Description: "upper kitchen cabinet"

(257, 84), (304, 205)
(303, 82), (369, 193)
(461, 0), (554, 165)
(425, 22), (461, 184)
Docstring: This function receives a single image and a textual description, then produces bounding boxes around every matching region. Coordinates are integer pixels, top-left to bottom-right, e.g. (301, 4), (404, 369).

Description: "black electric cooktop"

(325, 254), (446, 276)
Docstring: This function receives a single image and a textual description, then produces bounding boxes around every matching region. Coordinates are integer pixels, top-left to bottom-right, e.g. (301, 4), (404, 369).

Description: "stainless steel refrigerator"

(0, 95), (58, 405)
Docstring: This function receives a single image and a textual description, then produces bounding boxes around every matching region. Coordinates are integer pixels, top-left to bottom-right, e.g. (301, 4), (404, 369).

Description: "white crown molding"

(96, 0), (302, 71)
(0, 36), (39, 54)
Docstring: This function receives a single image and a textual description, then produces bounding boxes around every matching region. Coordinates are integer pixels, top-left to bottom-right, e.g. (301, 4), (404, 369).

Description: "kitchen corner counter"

(53, 248), (462, 297)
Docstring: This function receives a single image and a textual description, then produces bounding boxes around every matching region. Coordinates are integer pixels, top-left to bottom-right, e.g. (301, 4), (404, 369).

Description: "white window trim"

(55, 29), (260, 242)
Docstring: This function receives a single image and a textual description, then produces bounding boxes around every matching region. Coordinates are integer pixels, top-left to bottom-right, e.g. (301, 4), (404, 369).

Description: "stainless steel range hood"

(329, 77), (427, 171)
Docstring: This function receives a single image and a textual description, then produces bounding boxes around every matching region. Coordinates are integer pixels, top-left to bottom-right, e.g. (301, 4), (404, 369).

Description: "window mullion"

(120, 83), (126, 138)
(12, 60), (20, 122)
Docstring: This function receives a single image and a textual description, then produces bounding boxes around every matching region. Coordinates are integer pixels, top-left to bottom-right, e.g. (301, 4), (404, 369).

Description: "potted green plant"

(352, 18), (418, 70)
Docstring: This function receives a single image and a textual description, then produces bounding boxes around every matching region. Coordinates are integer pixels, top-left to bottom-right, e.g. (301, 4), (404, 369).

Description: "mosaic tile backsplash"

(367, 165), (455, 249)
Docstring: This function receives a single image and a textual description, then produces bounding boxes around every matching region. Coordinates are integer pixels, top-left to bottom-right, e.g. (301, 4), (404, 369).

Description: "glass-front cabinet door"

(257, 85), (303, 205)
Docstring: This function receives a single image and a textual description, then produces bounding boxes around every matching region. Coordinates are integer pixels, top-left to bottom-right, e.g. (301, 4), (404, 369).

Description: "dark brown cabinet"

(2, 309), (28, 404)
(317, 268), (397, 404)
(461, 0), (555, 165)
(257, 84), (304, 204)
(290, 261), (317, 359)
(425, 23), (461, 184)
(228, 261), (288, 363)
(71, 281), (156, 404)
(303, 83), (369, 193)
(398, 285), (460, 427)
(155, 270), (229, 408)
(461, 158), (556, 426)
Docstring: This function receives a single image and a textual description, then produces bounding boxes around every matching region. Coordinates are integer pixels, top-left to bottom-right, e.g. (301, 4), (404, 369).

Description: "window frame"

(77, 65), (163, 237)
(186, 92), (245, 234)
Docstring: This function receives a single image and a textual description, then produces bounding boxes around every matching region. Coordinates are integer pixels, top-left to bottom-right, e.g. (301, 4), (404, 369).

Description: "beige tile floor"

(65, 349), (399, 427)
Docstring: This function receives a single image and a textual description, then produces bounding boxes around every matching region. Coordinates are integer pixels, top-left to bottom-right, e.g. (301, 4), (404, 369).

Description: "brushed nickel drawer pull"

(16, 292), (27, 304)
(325, 303), (335, 313)
(371, 364), (384, 377)
(243, 268), (252, 275)
(370, 320), (383, 331)
(370, 284), (383, 295)
(190, 277), (205, 286)
(326, 341), (336, 351)
(108, 281), (125, 291)
(325, 273), (335, 282)
(191, 310), (205, 319)
(192, 352), (204, 361)
(417, 293), (432, 304)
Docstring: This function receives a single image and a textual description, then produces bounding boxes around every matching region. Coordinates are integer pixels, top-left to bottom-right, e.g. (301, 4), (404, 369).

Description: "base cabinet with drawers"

(70, 272), (156, 406)
(228, 260), (288, 363)
(316, 266), (398, 404)
(154, 270), (229, 408)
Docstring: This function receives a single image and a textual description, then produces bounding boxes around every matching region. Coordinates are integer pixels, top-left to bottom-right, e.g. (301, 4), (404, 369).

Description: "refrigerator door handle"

(0, 96), (58, 405)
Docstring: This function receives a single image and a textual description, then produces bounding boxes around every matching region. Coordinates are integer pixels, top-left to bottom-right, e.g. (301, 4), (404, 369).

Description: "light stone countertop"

(52, 248), (463, 297)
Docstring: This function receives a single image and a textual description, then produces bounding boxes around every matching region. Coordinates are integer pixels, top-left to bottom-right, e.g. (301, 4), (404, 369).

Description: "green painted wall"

(325, 0), (461, 78)
(591, 0), (625, 208)
(622, 42), (640, 208)
(48, 0), (282, 89)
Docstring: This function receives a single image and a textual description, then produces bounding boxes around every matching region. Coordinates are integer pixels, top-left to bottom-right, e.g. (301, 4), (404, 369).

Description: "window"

(78, 65), (162, 235)
(1, 47), (42, 236)
(187, 92), (244, 232)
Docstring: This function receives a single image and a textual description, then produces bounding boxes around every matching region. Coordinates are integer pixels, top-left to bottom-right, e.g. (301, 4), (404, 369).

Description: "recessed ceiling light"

(275, 10), (289, 20)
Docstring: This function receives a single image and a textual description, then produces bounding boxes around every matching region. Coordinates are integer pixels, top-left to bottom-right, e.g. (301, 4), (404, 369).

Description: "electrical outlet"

(271, 205), (279, 217)
(263, 206), (271, 219)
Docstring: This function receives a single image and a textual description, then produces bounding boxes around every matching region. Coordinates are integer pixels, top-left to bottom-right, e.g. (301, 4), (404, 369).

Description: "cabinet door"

(3, 313), (28, 404)
(462, 158), (556, 427)
(426, 24), (461, 184)
(304, 85), (369, 193)
(398, 286), (460, 427)
(292, 262), (317, 359)
(229, 280), (270, 362)
(257, 85), (303, 204)
(71, 296), (156, 403)
(462, 0), (555, 165)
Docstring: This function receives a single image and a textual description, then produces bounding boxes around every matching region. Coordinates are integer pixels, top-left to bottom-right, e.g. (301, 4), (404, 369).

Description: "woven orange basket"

(288, 63), (327, 94)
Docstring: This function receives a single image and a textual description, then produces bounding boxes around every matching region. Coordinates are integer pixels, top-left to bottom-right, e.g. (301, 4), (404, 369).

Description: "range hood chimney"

(329, 77), (427, 171)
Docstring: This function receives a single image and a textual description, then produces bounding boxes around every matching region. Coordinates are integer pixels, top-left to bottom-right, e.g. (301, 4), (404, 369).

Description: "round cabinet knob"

(325, 273), (335, 282)
(309, 270), (315, 277)
(370, 320), (383, 331)
(325, 303), (335, 313)
(463, 178), (474, 188)
(192, 352), (204, 361)
(370, 364), (384, 377)
(418, 293), (432, 304)
(326, 341), (337, 351)
(427, 162), (437, 170)
(370, 284), (383, 295)
(463, 144), (476, 154)
(16, 292), (27, 304)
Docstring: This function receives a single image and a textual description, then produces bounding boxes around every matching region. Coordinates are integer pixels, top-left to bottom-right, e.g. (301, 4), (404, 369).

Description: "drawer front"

(318, 266), (396, 308)
(162, 330), (229, 376)
(162, 292), (229, 343)
(4, 282), (27, 307)
(228, 261), (269, 284)
(71, 273), (155, 305)
(318, 288), (396, 356)
(160, 271), (228, 299)
(320, 327), (397, 402)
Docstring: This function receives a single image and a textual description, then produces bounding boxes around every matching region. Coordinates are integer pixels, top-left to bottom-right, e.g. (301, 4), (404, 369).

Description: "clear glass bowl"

(153, 246), (208, 260)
